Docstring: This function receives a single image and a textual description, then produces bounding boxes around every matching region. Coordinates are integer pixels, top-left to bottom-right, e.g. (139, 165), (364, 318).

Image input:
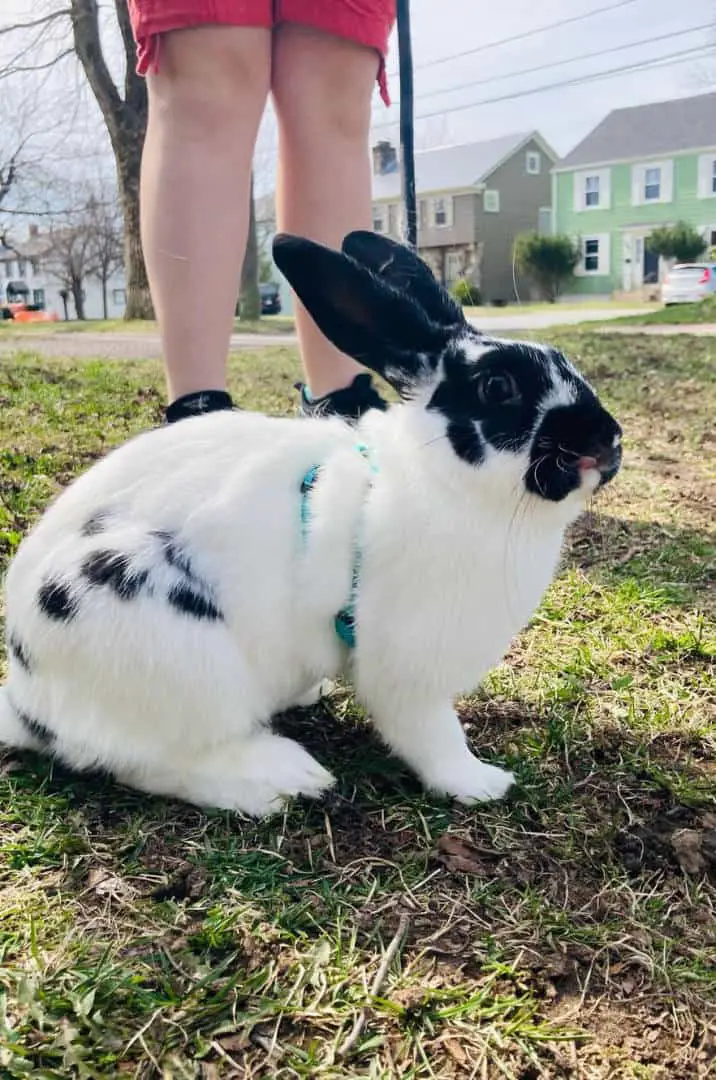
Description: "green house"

(553, 91), (716, 296)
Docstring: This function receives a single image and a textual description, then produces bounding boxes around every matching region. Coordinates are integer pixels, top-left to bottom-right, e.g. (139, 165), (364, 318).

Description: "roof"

(557, 91), (716, 170)
(372, 131), (554, 200)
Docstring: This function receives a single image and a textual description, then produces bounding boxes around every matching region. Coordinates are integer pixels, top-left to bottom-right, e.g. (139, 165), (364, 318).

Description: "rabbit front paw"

(424, 755), (514, 805)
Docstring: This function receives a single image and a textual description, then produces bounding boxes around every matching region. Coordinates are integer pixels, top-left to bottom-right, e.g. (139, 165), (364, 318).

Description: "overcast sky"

(1, 0), (715, 203)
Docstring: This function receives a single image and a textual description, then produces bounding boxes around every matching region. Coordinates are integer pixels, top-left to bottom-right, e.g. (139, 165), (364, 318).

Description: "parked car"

(1, 302), (59, 323)
(661, 263), (716, 305)
(260, 282), (282, 315)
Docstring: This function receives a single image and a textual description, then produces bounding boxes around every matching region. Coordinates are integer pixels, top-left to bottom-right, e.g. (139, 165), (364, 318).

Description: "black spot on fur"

(152, 530), (195, 580)
(9, 633), (33, 674)
(167, 582), (222, 621)
(38, 579), (79, 622)
(81, 509), (112, 537)
(445, 419), (484, 466)
(82, 549), (149, 600)
(16, 706), (54, 746)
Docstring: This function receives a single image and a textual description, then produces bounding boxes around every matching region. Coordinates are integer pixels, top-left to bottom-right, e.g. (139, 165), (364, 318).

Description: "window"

(431, 196), (453, 228)
(4, 260), (13, 278)
(112, 288), (126, 305)
(574, 168), (610, 211)
(372, 204), (387, 233)
(538, 207), (552, 236)
(632, 161), (672, 205)
(445, 251), (462, 285)
(483, 189), (500, 213)
(387, 202), (401, 236)
(584, 175), (600, 208)
(584, 238), (600, 272)
(30, 258), (40, 275)
(526, 151), (541, 175)
(575, 234), (610, 276)
(697, 155), (716, 199)
(33, 288), (45, 308)
(644, 166), (661, 201)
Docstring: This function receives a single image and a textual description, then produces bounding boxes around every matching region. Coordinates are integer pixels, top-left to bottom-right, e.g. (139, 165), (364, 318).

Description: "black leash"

(396, 0), (417, 251)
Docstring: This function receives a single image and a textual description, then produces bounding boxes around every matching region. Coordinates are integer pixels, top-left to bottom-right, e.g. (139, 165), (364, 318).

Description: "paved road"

(1, 311), (714, 361)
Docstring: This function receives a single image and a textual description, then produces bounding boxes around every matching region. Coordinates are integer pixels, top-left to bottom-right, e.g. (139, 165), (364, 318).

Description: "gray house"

(371, 132), (557, 303)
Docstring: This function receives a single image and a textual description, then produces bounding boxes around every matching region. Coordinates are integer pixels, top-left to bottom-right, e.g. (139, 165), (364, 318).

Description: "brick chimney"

(372, 140), (398, 176)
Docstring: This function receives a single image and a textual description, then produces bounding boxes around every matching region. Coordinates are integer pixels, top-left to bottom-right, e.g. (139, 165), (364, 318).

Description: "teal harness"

(300, 445), (377, 649)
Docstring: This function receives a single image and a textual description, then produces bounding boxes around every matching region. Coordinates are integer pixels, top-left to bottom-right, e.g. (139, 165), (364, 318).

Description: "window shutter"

(573, 175), (583, 213)
(598, 233), (611, 275)
(661, 161), (674, 203)
(601, 169), (611, 210)
(697, 155), (714, 199)
(631, 166), (642, 207)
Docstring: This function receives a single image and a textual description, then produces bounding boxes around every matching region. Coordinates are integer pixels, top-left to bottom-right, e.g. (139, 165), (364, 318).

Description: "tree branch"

(0, 49), (74, 81)
(70, 0), (124, 140)
(113, 0), (137, 100)
(0, 10), (71, 37)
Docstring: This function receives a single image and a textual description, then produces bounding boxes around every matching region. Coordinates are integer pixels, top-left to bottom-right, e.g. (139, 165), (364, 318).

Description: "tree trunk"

(101, 277), (108, 319)
(72, 277), (85, 320)
(239, 173), (260, 322)
(117, 145), (153, 320)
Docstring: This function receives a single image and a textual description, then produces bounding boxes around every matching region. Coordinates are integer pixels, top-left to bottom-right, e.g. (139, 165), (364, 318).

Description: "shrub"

(451, 278), (481, 306)
(647, 222), (707, 264)
(513, 232), (581, 302)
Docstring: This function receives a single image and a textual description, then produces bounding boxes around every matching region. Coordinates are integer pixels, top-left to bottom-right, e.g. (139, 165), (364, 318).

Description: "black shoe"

(296, 373), (388, 422)
(165, 390), (235, 424)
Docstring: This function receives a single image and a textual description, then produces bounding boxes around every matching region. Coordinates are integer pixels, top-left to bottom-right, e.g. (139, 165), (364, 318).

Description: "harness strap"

(300, 444), (377, 649)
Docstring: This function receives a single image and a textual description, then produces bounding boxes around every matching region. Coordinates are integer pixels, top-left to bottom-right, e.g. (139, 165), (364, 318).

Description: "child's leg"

(272, 22), (387, 400)
(139, 24), (271, 404)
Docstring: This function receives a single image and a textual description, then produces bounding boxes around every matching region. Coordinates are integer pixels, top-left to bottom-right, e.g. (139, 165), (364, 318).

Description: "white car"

(661, 263), (716, 305)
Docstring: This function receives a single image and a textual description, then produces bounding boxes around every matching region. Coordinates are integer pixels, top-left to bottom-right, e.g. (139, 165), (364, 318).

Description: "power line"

(385, 0), (641, 77)
(379, 22), (713, 111)
(372, 42), (715, 131)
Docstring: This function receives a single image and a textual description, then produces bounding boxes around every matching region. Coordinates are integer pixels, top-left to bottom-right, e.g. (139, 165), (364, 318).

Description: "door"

(643, 243), (659, 284)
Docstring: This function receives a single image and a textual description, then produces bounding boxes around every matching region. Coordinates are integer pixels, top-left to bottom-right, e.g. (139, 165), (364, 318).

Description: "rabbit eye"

(478, 372), (520, 406)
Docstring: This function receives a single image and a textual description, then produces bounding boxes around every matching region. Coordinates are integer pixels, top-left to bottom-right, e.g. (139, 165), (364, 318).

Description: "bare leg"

(140, 26), (271, 402)
(272, 24), (378, 398)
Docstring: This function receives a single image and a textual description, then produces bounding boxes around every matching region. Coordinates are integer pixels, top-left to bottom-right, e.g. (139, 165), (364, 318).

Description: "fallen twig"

(337, 913), (410, 1058)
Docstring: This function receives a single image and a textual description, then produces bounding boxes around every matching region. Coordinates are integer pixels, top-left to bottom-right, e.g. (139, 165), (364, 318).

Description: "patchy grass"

(463, 299), (660, 318)
(0, 315), (295, 336)
(1, 333), (714, 1079)
(608, 296), (716, 326)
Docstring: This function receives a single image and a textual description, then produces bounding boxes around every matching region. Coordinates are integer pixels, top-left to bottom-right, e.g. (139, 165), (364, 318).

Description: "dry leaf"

(670, 829), (706, 876)
(432, 834), (495, 876)
(443, 1036), (469, 1065)
(87, 868), (136, 899)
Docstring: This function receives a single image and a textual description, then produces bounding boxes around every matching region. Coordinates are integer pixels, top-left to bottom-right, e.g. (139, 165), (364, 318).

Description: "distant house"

(0, 224), (126, 319)
(553, 91), (716, 297)
(370, 132), (557, 303)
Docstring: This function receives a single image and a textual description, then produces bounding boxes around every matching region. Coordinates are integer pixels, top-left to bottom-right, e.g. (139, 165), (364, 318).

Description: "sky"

(0, 0), (715, 210)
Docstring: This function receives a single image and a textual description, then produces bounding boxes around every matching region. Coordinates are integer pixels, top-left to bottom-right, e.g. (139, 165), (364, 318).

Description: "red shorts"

(127, 0), (396, 105)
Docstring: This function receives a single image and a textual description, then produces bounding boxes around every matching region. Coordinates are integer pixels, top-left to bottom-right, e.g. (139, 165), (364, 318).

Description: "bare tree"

(239, 173), (261, 322)
(87, 195), (124, 318)
(0, 4), (152, 319)
(43, 218), (95, 319)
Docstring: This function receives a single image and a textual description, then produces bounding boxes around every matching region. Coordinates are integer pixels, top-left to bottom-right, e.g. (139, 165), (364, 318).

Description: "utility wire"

(379, 22), (713, 110)
(385, 0), (641, 76)
(372, 42), (715, 130)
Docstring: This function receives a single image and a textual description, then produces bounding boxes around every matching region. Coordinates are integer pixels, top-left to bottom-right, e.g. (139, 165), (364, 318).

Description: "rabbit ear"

(341, 230), (465, 330)
(273, 233), (451, 395)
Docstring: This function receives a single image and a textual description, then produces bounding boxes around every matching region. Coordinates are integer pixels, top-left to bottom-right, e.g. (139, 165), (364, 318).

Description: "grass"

(1, 332), (715, 1079)
(0, 315), (295, 336)
(463, 298), (660, 318)
(607, 296), (716, 327)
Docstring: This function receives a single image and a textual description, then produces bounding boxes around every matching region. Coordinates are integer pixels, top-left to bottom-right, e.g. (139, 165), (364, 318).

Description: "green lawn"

(0, 314), (296, 335)
(463, 298), (660, 318)
(608, 296), (716, 326)
(1, 335), (714, 1079)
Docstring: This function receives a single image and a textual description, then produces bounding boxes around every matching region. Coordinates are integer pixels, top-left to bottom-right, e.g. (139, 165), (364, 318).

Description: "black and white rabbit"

(0, 231), (622, 816)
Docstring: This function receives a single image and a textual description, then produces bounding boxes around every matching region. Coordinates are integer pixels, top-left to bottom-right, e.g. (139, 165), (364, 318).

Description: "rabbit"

(0, 230), (622, 817)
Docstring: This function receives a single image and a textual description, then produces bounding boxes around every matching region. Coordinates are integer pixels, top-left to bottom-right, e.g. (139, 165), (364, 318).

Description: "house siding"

(555, 151), (716, 294)
(478, 137), (554, 303)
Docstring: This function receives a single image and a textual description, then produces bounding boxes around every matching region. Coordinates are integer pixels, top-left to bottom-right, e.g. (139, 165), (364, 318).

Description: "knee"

(149, 26), (270, 139)
(273, 31), (377, 145)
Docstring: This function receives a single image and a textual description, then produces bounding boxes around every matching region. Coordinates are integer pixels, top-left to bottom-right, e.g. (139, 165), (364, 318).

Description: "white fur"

(1, 388), (592, 816)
